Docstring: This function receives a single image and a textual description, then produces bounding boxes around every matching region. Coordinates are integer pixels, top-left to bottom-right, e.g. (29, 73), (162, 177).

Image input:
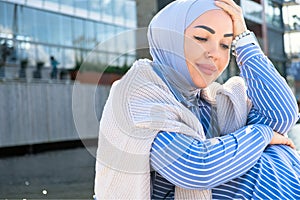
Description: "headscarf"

(147, 0), (220, 88)
(147, 0), (222, 138)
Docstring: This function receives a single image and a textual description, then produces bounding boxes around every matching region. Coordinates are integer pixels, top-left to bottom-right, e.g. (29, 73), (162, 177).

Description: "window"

(35, 9), (49, 43)
(265, 0), (282, 28)
(0, 3), (14, 35)
(72, 18), (84, 48)
(47, 12), (62, 45)
(85, 20), (96, 49)
(63, 48), (76, 69)
(60, 15), (73, 46)
(23, 7), (37, 41)
(241, 0), (263, 23)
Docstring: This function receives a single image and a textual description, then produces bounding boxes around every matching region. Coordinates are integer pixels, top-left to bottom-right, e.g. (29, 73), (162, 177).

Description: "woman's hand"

(270, 131), (296, 149)
(214, 0), (247, 36)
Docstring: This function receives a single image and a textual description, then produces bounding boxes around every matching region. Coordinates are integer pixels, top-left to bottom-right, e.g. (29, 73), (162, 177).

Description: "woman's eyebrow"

(194, 25), (233, 38)
(224, 33), (233, 37)
(194, 25), (215, 34)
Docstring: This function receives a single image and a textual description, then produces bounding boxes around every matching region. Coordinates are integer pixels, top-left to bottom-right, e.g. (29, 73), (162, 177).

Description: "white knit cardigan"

(94, 59), (251, 199)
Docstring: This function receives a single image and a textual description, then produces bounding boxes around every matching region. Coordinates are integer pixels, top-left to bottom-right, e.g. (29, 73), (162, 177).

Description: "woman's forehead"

(186, 10), (233, 32)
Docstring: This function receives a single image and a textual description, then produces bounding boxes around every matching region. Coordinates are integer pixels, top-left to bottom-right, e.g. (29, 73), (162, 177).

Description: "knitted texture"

(94, 59), (251, 199)
(201, 77), (252, 135)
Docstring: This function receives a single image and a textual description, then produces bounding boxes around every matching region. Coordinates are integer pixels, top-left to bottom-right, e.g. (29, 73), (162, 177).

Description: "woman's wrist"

(231, 30), (259, 56)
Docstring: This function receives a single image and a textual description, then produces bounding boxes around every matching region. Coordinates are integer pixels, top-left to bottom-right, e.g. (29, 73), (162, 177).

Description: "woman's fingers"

(214, 0), (247, 36)
(289, 139), (296, 149)
(270, 132), (296, 150)
(215, 0), (241, 10)
(285, 137), (296, 149)
(215, 0), (241, 14)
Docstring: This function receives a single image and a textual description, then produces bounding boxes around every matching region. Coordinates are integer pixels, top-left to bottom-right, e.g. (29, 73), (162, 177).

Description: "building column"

(135, 0), (158, 59)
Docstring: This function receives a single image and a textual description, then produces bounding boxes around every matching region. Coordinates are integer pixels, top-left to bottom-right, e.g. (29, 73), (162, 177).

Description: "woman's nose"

(206, 43), (220, 60)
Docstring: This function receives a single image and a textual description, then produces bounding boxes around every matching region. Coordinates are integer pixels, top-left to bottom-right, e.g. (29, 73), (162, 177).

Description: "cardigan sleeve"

(150, 124), (273, 190)
(236, 44), (299, 134)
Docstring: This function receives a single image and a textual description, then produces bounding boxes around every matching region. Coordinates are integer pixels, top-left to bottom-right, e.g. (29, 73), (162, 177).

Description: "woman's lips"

(196, 64), (217, 75)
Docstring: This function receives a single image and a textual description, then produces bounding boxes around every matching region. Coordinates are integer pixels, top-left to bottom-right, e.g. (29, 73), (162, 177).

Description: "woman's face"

(184, 10), (233, 88)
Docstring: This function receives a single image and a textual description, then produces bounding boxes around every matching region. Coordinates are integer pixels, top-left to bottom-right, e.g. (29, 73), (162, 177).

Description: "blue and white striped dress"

(150, 44), (300, 199)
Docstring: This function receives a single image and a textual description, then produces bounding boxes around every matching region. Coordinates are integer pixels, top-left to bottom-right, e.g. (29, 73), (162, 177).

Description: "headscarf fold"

(148, 0), (221, 136)
(147, 0), (220, 88)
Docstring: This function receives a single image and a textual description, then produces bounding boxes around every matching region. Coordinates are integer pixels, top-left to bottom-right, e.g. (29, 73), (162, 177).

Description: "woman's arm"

(215, 0), (299, 134)
(236, 44), (299, 133)
(150, 124), (273, 190)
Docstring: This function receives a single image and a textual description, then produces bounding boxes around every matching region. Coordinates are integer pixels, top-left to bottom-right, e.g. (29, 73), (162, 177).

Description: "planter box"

(69, 70), (123, 85)
(98, 73), (123, 85)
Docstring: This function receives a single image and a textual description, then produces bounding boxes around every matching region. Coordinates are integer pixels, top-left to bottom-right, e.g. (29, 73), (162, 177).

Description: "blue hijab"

(147, 0), (220, 88)
(147, 0), (221, 138)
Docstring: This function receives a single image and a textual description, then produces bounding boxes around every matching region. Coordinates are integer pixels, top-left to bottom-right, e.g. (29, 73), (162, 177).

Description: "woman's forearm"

(237, 44), (299, 133)
(150, 124), (273, 189)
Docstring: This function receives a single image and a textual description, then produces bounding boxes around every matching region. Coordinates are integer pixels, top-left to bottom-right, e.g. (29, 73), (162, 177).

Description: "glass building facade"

(0, 0), (137, 70)
(238, 0), (286, 75)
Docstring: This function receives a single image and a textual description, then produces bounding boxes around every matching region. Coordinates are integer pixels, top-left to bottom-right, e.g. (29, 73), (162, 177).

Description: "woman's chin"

(193, 78), (215, 89)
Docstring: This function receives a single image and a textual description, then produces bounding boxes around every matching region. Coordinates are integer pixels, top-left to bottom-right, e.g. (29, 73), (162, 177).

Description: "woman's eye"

(221, 44), (230, 49)
(194, 36), (207, 42)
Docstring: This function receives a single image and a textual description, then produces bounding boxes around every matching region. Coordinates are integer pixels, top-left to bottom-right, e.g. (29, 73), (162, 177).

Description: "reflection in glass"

(0, 0), (137, 69)
(35, 44), (48, 64)
(16, 4), (24, 36)
(25, 43), (37, 66)
(268, 30), (284, 57)
(60, 0), (74, 7)
(44, 0), (60, 12)
(0, 2), (4, 32)
(265, 0), (282, 28)
(48, 12), (62, 45)
(74, 0), (88, 18)
(47, 0), (60, 2)
(74, 0), (88, 10)
(47, 46), (61, 67)
(23, 7), (37, 41)
(90, 0), (101, 12)
(85, 20), (96, 49)
(105, 24), (117, 53)
(72, 18), (84, 48)
(95, 23), (105, 44)
(35, 10), (49, 43)
(0, 2), (14, 35)
(61, 15), (73, 46)
(125, 0), (137, 25)
(63, 48), (76, 69)
(241, 0), (263, 24)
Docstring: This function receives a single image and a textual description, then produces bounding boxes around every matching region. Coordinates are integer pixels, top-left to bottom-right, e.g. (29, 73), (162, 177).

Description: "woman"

(94, 0), (299, 199)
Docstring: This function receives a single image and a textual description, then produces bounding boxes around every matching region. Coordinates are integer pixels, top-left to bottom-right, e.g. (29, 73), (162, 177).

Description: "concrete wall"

(0, 81), (110, 148)
(135, 0), (157, 59)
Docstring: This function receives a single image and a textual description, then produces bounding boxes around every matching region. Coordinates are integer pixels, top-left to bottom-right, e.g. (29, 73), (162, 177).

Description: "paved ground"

(0, 146), (97, 199)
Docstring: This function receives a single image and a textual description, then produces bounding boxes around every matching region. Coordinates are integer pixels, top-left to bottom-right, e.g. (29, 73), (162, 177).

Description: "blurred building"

(224, 0), (292, 79)
(283, 1), (300, 100)
(0, 0), (137, 71)
(135, 0), (176, 59)
(239, 0), (286, 75)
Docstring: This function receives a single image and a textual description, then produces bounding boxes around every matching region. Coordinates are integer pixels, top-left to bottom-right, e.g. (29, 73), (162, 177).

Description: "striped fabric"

(150, 44), (300, 199)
